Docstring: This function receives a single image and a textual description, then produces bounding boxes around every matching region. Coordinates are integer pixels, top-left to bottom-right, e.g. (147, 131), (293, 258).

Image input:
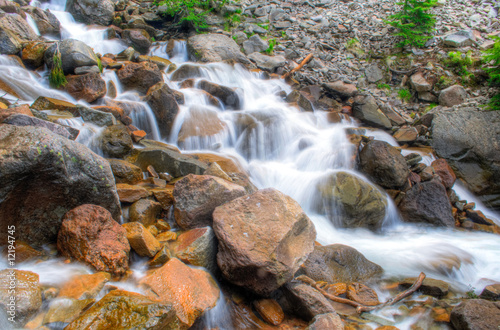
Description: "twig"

(281, 54), (314, 79)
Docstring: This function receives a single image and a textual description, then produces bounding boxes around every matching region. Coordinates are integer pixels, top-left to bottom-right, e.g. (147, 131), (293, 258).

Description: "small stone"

(254, 299), (285, 326)
(346, 283), (380, 306)
(123, 222), (161, 258)
(116, 184), (149, 203)
(399, 277), (449, 298)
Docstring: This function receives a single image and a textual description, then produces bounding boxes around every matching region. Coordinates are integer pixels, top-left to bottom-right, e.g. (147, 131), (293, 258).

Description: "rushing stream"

(1, 0), (500, 329)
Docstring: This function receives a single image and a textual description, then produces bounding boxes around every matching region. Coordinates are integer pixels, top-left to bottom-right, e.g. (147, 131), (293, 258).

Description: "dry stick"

(281, 54), (314, 79)
(356, 272), (426, 313)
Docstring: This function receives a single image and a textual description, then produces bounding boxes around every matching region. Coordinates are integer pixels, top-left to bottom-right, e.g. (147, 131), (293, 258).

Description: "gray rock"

(0, 28), (21, 54)
(44, 39), (99, 75)
(74, 65), (100, 74)
(450, 299), (500, 330)
(283, 282), (337, 321)
(232, 31), (247, 45)
(66, 0), (115, 26)
(78, 105), (117, 127)
(122, 29), (151, 55)
(322, 80), (357, 99)
(99, 125), (133, 158)
(0, 13), (38, 41)
(480, 284), (500, 301)
(410, 72), (432, 92)
(170, 63), (204, 81)
(274, 21), (292, 29)
(27, 7), (61, 36)
(242, 34), (269, 55)
(3, 114), (79, 140)
(187, 33), (250, 65)
(285, 90), (314, 112)
(365, 63), (384, 83)
(198, 80), (241, 110)
(439, 85), (467, 107)
(444, 29), (476, 47)
(144, 82), (180, 139)
(306, 313), (344, 330)
(270, 8), (286, 22)
(352, 95), (392, 129)
(0, 125), (121, 246)
(248, 52), (286, 72)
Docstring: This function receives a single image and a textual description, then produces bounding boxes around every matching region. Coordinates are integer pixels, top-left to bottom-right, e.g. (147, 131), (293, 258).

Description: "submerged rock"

(144, 82), (180, 139)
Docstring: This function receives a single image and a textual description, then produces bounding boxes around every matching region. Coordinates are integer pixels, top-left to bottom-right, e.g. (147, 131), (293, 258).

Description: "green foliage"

(482, 36), (500, 110)
(445, 51), (475, 84)
(224, 12), (241, 31)
(436, 75), (454, 89)
(464, 285), (479, 299)
(377, 83), (391, 90)
(256, 23), (269, 30)
(385, 0), (437, 48)
(155, 0), (211, 31)
(49, 50), (67, 89)
(346, 38), (359, 49)
(96, 57), (103, 73)
(398, 88), (412, 101)
(265, 38), (276, 55)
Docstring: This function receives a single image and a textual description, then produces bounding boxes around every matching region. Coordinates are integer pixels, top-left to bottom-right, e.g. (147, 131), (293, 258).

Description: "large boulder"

(65, 290), (177, 330)
(173, 174), (246, 230)
(44, 39), (99, 75)
(2, 113), (79, 140)
(431, 108), (500, 210)
(352, 95), (391, 129)
(0, 125), (121, 246)
(198, 80), (241, 110)
(187, 33), (250, 64)
(66, 0), (115, 26)
(122, 29), (151, 55)
(358, 140), (409, 189)
(144, 82), (179, 139)
(139, 258), (220, 328)
(117, 62), (163, 94)
(0, 28), (21, 55)
(450, 299), (500, 330)
(439, 85), (467, 107)
(316, 171), (388, 230)
(300, 244), (383, 284)
(99, 125), (133, 158)
(213, 188), (316, 296)
(0, 13), (38, 41)
(64, 72), (107, 103)
(57, 204), (130, 276)
(398, 179), (455, 227)
(27, 7), (61, 36)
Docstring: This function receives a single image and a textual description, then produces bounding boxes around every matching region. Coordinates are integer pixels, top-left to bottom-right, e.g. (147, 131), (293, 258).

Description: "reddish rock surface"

(0, 104), (32, 122)
(123, 222), (161, 258)
(431, 158), (457, 189)
(64, 72), (106, 103)
(117, 62), (163, 94)
(58, 272), (111, 299)
(171, 226), (217, 272)
(254, 299), (285, 325)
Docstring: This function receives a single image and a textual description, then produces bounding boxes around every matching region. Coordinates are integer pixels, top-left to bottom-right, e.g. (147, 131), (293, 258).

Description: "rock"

(171, 64), (204, 81)
(117, 62), (163, 94)
(64, 73), (107, 103)
(108, 159), (143, 184)
(243, 34), (269, 54)
(116, 184), (149, 203)
(0, 269), (42, 326)
(122, 29), (151, 55)
(0, 104), (32, 122)
(198, 80), (241, 110)
(300, 244), (383, 284)
(187, 33), (250, 64)
(173, 174), (246, 230)
(283, 282), (337, 320)
(431, 108), (500, 209)
(393, 127), (418, 143)
(399, 277), (449, 298)
(213, 188), (316, 296)
(43, 298), (95, 325)
(58, 272), (111, 300)
(170, 226), (217, 272)
(431, 159), (456, 189)
(248, 52), (286, 72)
(66, 0), (115, 26)
(8, 241), (43, 263)
(439, 85), (467, 107)
(0, 126), (120, 246)
(322, 80), (357, 99)
(306, 313), (344, 330)
(353, 95), (391, 129)
(254, 299), (284, 326)
(285, 90), (315, 112)
(123, 222), (161, 258)
(129, 198), (162, 227)
(99, 125), (133, 158)
(138, 55), (173, 71)
(0, 28), (21, 55)
(28, 7), (60, 36)
(410, 72), (432, 92)
(132, 147), (208, 178)
(444, 30), (476, 47)
(57, 204), (130, 276)
(2, 114), (79, 140)
(21, 41), (49, 68)
(144, 82), (179, 139)
(316, 171), (388, 230)
(44, 39), (99, 75)
(0, 13), (38, 41)
(203, 161), (232, 182)
(365, 63), (384, 83)
(480, 284), (500, 301)
(359, 140), (409, 189)
(139, 258), (220, 328)
(31, 96), (76, 111)
(398, 179), (455, 227)
(152, 186), (174, 210)
(450, 299), (500, 330)
(347, 283), (380, 306)
(78, 105), (116, 127)
(65, 290), (176, 330)
(178, 106), (227, 145)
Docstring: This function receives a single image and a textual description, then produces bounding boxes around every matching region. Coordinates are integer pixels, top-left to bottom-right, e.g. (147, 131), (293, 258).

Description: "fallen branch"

(356, 272), (426, 313)
(281, 54), (314, 79)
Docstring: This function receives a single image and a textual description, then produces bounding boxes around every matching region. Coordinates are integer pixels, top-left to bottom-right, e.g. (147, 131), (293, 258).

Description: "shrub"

(265, 38), (276, 55)
(482, 36), (500, 110)
(398, 88), (412, 101)
(385, 0), (437, 48)
(155, 0), (212, 31)
(445, 51), (475, 84)
(49, 49), (67, 88)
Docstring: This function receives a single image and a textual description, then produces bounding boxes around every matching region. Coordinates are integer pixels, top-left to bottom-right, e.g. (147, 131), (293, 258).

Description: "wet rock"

(399, 277), (449, 298)
(393, 127), (418, 143)
(0, 269), (42, 326)
(171, 63), (204, 81)
(399, 179), (455, 227)
(353, 95), (391, 129)
(450, 299), (500, 330)
(65, 290), (176, 330)
(58, 272), (111, 299)
(57, 204), (130, 276)
(117, 184), (149, 204)
(139, 258), (220, 328)
(144, 82), (180, 139)
(187, 33), (250, 64)
(117, 62), (163, 94)
(123, 222), (161, 258)
(480, 284), (500, 301)
(21, 41), (49, 68)
(322, 80), (357, 99)
(65, 73), (106, 103)
(171, 226), (217, 272)
(0, 104), (32, 122)
(347, 283), (380, 306)
(31, 96), (76, 111)
(0, 126), (120, 246)
(316, 171), (388, 230)
(43, 298), (95, 325)
(254, 299), (284, 326)
(243, 34), (269, 54)
(444, 30), (476, 47)
(99, 124), (133, 158)
(138, 55), (173, 71)
(306, 313), (344, 330)
(283, 282), (336, 320)
(8, 241), (43, 263)
(204, 161), (232, 182)
(3, 114), (79, 140)
(300, 244), (383, 284)
(44, 39), (99, 75)
(66, 0), (115, 26)
(359, 140), (409, 189)
(0, 28), (21, 55)
(129, 198), (162, 227)
(438, 85), (467, 107)
(198, 79), (241, 110)
(0, 13), (38, 41)
(248, 52), (286, 72)
(108, 159), (143, 184)
(122, 29), (151, 55)
(178, 106), (227, 145)
(174, 174), (246, 230)
(27, 7), (60, 36)
(365, 63), (384, 83)
(151, 186), (174, 210)
(431, 158), (456, 189)
(431, 108), (500, 209)
(213, 188), (316, 296)
(285, 90), (315, 112)
(78, 105), (116, 127)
